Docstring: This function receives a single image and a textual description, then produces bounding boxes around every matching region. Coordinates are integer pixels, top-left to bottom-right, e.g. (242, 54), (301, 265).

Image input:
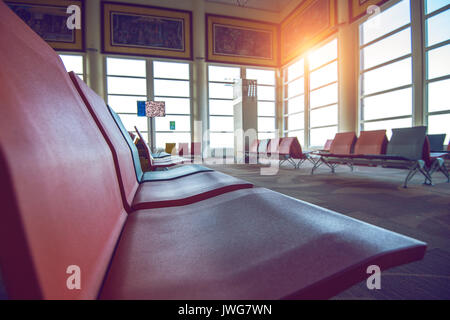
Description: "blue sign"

(137, 101), (146, 117)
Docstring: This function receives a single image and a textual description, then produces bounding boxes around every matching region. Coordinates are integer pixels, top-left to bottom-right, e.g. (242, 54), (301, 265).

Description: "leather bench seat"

(132, 171), (252, 209)
(141, 164), (213, 182)
(101, 188), (426, 300)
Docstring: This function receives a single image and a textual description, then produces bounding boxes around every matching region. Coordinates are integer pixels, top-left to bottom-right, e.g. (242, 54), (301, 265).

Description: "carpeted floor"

(204, 160), (450, 300)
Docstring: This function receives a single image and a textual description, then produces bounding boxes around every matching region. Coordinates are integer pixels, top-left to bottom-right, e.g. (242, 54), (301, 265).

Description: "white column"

(84, 0), (104, 98)
(192, 0), (208, 157)
(337, 0), (359, 133)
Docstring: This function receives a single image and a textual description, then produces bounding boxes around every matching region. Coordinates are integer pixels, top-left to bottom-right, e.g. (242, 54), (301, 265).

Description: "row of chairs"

(249, 137), (311, 168)
(311, 129), (449, 188)
(0, 3), (427, 299)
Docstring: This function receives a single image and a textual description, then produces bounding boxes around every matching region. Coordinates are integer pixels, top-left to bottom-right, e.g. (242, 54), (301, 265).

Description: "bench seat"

(101, 188), (426, 300)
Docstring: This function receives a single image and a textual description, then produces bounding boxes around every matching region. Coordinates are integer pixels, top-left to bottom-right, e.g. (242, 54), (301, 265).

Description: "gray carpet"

(204, 160), (450, 300)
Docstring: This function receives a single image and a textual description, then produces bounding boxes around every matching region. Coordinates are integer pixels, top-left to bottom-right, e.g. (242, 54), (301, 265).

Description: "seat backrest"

(249, 139), (259, 153)
(134, 126), (155, 168)
(0, 3), (127, 299)
(70, 73), (140, 209)
(179, 143), (189, 156)
(354, 130), (388, 155)
(323, 139), (333, 152)
(258, 139), (270, 154)
(386, 127), (427, 160)
(191, 142), (202, 156)
(427, 134), (446, 152)
(448, 143), (450, 152)
(330, 132), (357, 155)
(165, 143), (176, 154)
(268, 138), (280, 155)
(279, 137), (303, 158)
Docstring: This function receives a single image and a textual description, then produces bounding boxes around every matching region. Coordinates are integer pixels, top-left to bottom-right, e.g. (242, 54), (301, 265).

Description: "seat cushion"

(101, 188), (426, 300)
(141, 165), (213, 182)
(132, 171), (253, 210)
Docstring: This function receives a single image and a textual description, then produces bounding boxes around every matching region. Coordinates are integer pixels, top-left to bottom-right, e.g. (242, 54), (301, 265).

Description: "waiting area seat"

(311, 129), (449, 188)
(0, 2), (427, 300)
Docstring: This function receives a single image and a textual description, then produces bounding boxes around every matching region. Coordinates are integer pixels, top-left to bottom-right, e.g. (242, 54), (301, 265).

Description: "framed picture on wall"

(206, 14), (279, 67)
(280, 0), (337, 66)
(102, 1), (192, 60)
(349, 0), (390, 22)
(5, 0), (84, 52)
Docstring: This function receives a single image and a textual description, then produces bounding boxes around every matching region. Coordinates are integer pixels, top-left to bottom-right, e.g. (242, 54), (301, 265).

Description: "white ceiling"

(206, 0), (294, 12)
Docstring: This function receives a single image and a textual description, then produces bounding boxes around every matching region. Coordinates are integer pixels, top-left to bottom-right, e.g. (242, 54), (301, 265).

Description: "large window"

(246, 68), (276, 140)
(153, 61), (191, 149)
(283, 58), (305, 145)
(359, 0), (413, 137)
(106, 57), (149, 139)
(425, 0), (450, 145)
(59, 54), (84, 80)
(208, 65), (240, 149)
(283, 38), (338, 148)
(308, 39), (338, 147)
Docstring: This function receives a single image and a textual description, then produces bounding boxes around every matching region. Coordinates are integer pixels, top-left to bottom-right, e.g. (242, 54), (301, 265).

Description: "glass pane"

(258, 132), (276, 140)
(209, 83), (234, 99)
(360, 0), (411, 45)
(361, 28), (411, 70)
(209, 99), (234, 116)
(155, 115), (190, 132)
(427, 44), (450, 79)
(118, 113), (149, 132)
(155, 132), (191, 149)
(246, 68), (275, 85)
(208, 65), (240, 82)
(308, 39), (337, 70)
(362, 88), (412, 121)
(428, 79), (450, 112)
(286, 95), (304, 114)
(287, 58), (304, 81)
(210, 132), (234, 148)
(426, 9), (450, 46)
(258, 86), (275, 101)
(107, 76), (147, 95)
(310, 61), (338, 90)
(108, 95), (146, 114)
(288, 113), (304, 131)
(287, 130), (304, 146)
(310, 83), (338, 108)
(154, 79), (190, 97)
(362, 58), (411, 95)
(428, 113), (450, 144)
(310, 126), (338, 147)
(59, 55), (83, 74)
(363, 118), (412, 139)
(310, 105), (338, 128)
(258, 117), (275, 132)
(153, 61), (189, 80)
(106, 58), (146, 77)
(154, 97), (190, 114)
(258, 102), (275, 117)
(287, 77), (304, 98)
(210, 116), (234, 131)
(426, 0), (450, 13)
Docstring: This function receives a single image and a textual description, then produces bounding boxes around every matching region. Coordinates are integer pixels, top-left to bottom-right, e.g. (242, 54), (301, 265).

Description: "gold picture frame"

(206, 14), (279, 67)
(102, 1), (192, 60)
(349, 0), (390, 22)
(281, 0), (337, 66)
(6, 0), (84, 52)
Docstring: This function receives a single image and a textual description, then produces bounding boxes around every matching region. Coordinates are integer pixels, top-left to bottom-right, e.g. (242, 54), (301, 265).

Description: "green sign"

(170, 121), (176, 130)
